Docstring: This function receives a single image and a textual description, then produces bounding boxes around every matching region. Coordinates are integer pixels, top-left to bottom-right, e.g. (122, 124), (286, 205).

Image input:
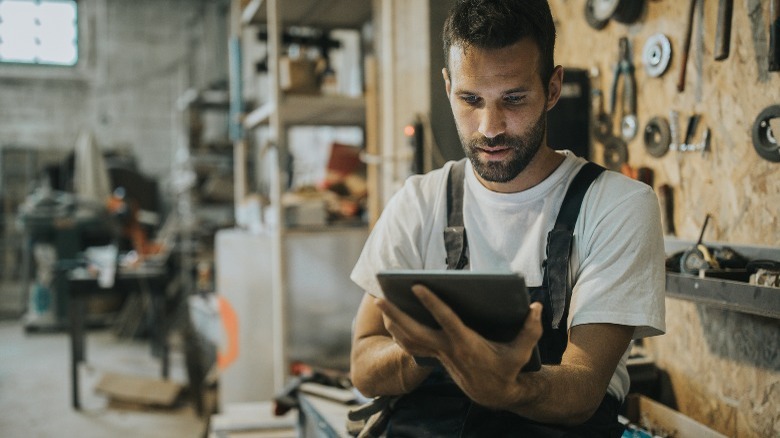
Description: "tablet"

(376, 270), (541, 372)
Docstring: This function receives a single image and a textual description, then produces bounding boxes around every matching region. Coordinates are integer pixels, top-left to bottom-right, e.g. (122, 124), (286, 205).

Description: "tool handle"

(714, 0), (733, 61)
(696, 214), (711, 245)
(678, 0), (697, 92)
(770, 0), (780, 71)
(658, 185), (675, 236)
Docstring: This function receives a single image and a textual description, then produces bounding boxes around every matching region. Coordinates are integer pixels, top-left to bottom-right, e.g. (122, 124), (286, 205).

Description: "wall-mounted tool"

(591, 0), (645, 25)
(714, 0), (734, 61)
(643, 116), (672, 157)
(602, 136), (629, 171)
(669, 110), (680, 151)
(657, 184), (676, 235)
(672, 113), (710, 156)
(642, 34), (672, 78)
(592, 88), (612, 143)
(770, 0), (780, 71)
(678, 0), (698, 92)
(585, 0), (609, 30)
(752, 104), (780, 162)
(611, 37), (638, 141)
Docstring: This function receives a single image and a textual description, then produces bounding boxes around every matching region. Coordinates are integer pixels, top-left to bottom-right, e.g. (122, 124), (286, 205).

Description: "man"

(349, 0), (666, 436)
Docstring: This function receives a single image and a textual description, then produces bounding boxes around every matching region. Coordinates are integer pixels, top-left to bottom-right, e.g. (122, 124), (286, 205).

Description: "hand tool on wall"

(714, 0), (734, 61)
(602, 136), (629, 170)
(770, 0), (780, 71)
(585, 0), (609, 30)
(678, 0), (698, 92)
(610, 37), (638, 141)
(657, 184), (676, 235)
(642, 33), (672, 77)
(669, 110), (680, 151)
(675, 113), (711, 156)
(591, 0), (645, 25)
(752, 104), (780, 162)
(643, 116), (672, 157)
(592, 88), (613, 143)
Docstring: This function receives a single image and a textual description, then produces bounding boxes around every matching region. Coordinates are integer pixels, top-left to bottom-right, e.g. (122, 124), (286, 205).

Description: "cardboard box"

(625, 394), (728, 438)
(279, 57), (320, 94)
(95, 373), (183, 408)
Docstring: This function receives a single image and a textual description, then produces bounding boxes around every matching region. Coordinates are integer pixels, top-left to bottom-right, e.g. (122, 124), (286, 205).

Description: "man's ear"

(443, 67), (451, 96)
(545, 65), (564, 111)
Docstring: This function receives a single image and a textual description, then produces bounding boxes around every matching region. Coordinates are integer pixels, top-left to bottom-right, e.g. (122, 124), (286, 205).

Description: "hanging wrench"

(610, 37), (638, 141)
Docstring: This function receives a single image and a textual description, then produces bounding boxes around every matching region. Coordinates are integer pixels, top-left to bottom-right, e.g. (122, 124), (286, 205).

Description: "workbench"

(67, 262), (170, 409)
(297, 392), (354, 438)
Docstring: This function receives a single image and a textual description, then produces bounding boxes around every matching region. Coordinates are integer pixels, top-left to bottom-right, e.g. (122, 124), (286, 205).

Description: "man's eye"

(504, 95), (524, 104)
(461, 95), (480, 104)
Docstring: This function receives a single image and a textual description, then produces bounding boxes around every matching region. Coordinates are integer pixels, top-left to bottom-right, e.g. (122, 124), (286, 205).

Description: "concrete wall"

(0, 0), (229, 178)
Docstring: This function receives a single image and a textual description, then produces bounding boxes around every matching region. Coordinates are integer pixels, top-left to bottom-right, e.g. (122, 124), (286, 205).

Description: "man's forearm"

(499, 363), (607, 425)
(351, 335), (433, 397)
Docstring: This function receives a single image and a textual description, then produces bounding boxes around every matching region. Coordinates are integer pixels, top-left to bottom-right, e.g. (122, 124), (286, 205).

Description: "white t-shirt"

(351, 151), (666, 401)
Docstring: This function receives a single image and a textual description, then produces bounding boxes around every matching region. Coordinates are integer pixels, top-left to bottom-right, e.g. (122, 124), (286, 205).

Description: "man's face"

(444, 39), (555, 188)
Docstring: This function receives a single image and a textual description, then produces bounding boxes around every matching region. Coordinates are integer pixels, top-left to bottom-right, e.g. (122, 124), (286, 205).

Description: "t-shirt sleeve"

(569, 178), (666, 339)
(350, 176), (430, 298)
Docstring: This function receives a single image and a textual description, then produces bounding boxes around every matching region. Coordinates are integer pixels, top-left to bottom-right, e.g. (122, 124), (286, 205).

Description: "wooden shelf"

(241, 0), (371, 28)
(243, 94), (365, 129)
(665, 273), (780, 319)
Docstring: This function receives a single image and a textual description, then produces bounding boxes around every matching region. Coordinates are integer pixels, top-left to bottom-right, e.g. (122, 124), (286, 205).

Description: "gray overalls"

(386, 159), (625, 437)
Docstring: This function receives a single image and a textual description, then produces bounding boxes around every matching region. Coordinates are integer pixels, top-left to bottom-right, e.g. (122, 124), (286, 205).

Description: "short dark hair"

(443, 0), (556, 89)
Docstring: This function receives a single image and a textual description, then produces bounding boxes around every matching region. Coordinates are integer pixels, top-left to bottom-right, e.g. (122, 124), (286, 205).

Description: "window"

(0, 0), (78, 66)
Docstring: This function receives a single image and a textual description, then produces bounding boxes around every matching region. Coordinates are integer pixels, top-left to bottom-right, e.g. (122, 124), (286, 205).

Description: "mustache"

(471, 134), (512, 148)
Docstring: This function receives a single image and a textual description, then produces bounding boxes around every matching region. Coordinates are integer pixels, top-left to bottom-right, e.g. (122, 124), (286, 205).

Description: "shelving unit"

(222, 0), (373, 400)
(176, 87), (236, 296)
(243, 94), (365, 129)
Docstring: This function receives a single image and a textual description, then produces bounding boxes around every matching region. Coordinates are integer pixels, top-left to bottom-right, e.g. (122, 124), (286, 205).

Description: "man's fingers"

(374, 296), (440, 355)
(511, 302), (544, 353)
(411, 285), (469, 338)
(374, 297), (418, 334)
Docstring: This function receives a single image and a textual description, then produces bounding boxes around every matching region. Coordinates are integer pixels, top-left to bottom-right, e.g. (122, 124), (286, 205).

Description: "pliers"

(610, 37), (638, 141)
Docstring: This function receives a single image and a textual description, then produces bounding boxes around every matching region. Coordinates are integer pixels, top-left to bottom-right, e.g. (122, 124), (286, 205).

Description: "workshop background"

(550, 0), (779, 436)
(0, 0), (778, 437)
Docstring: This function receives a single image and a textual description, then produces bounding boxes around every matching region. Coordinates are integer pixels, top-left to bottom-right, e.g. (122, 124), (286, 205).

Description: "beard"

(460, 107), (547, 183)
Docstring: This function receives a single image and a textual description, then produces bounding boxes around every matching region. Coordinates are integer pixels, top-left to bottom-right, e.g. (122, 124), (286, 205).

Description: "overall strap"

(545, 161), (605, 329)
(445, 159), (469, 270)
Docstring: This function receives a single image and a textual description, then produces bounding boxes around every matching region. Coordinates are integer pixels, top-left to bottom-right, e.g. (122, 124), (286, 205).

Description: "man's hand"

(375, 284), (543, 408)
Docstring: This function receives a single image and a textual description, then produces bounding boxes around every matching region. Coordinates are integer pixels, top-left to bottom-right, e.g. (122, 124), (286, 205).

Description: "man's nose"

(478, 104), (506, 139)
